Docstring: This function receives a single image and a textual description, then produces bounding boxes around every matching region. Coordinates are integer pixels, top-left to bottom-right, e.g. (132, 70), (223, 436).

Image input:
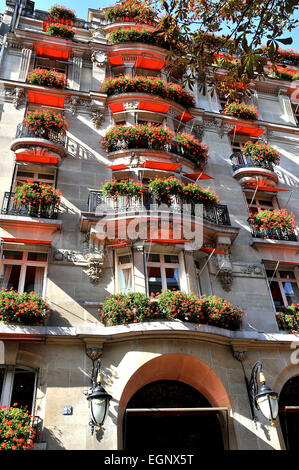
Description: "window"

(147, 253), (180, 295)
(292, 103), (299, 125)
(229, 136), (258, 154)
(117, 253), (133, 294)
(0, 365), (37, 414)
(0, 249), (48, 296)
(245, 193), (276, 216)
(265, 265), (299, 311)
(14, 166), (56, 189)
(194, 260), (202, 295)
(34, 56), (68, 75)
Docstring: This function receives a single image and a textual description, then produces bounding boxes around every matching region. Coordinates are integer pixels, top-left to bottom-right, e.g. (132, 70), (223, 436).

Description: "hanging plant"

(46, 23), (75, 39)
(27, 68), (67, 89)
(183, 183), (219, 207)
(48, 4), (76, 22)
(102, 179), (145, 199)
(14, 181), (62, 217)
(24, 110), (68, 137)
(100, 75), (195, 109)
(249, 209), (296, 234)
(276, 303), (299, 333)
(0, 289), (50, 325)
(0, 404), (37, 450)
(109, 28), (169, 49)
(242, 141), (280, 166)
(223, 102), (259, 120)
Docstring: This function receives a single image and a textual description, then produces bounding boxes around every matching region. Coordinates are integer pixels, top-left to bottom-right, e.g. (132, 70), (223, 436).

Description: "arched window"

(278, 375), (299, 450)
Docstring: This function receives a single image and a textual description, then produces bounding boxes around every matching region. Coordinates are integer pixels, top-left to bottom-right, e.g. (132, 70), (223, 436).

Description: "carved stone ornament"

(124, 101), (139, 110)
(85, 249), (106, 284)
(214, 253), (233, 292)
(86, 347), (103, 362)
(91, 110), (104, 128)
(65, 95), (79, 115)
(52, 248), (84, 264)
(241, 264), (263, 275)
(91, 51), (108, 68)
(91, 27), (106, 40)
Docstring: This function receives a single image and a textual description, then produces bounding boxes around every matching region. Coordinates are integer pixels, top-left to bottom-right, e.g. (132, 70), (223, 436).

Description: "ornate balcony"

(230, 151), (278, 186)
(248, 217), (298, 242)
(21, 8), (91, 29)
(10, 123), (67, 165)
(1, 192), (59, 220)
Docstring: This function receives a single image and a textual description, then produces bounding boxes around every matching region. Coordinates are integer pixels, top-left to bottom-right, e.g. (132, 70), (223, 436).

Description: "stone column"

(17, 47), (32, 82)
(278, 88), (297, 125)
(71, 55), (83, 91)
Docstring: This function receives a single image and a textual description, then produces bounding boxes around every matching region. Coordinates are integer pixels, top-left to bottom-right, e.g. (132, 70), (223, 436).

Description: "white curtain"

(2, 265), (12, 289)
(34, 267), (44, 296)
(120, 268), (132, 293)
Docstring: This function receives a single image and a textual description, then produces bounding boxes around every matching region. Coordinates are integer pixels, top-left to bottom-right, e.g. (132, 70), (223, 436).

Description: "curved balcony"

(248, 217), (297, 242)
(1, 192), (59, 220)
(108, 42), (167, 71)
(10, 123), (67, 165)
(230, 151), (278, 186)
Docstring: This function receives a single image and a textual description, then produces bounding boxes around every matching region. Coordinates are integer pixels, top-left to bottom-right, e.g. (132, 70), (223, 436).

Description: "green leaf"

(277, 37), (293, 45)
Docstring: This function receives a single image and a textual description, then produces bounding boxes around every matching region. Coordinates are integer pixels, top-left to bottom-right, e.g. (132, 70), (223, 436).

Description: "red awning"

(28, 91), (64, 108)
(109, 56), (124, 66)
(135, 57), (165, 70)
(230, 126), (264, 137)
(109, 102), (124, 113)
(138, 102), (170, 113)
(16, 154), (58, 166)
(147, 239), (191, 244)
(262, 259), (299, 266)
(183, 172), (213, 180)
(106, 241), (130, 247)
(140, 161), (181, 171)
(175, 112), (194, 123)
(108, 164), (129, 170)
(199, 247), (225, 255)
(246, 185), (289, 192)
(1, 238), (51, 245)
(36, 46), (69, 60)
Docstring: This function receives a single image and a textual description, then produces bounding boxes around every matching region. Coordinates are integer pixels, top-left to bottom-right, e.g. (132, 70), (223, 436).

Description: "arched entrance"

(124, 380), (225, 450)
(118, 353), (231, 450)
(278, 375), (299, 450)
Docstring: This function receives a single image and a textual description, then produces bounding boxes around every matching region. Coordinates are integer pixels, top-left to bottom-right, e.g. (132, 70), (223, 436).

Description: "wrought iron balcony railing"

(15, 123), (66, 147)
(248, 218), (298, 242)
(87, 190), (231, 226)
(230, 151), (275, 172)
(1, 192), (59, 220)
(20, 8), (92, 29)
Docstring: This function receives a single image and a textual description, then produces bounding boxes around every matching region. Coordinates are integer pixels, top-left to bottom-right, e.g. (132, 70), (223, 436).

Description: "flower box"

(183, 183), (219, 207)
(101, 75), (195, 109)
(104, 4), (156, 24)
(242, 141), (280, 166)
(24, 110), (68, 138)
(48, 4), (76, 23)
(0, 289), (50, 325)
(223, 102), (258, 120)
(276, 303), (299, 333)
(0, 404), (37, 450)
(249, 209), (296, 235)
(46, 23), (75, 39)
(102, 179), (144, 199)
(27, 68), (67, 89)
(14, 181), (62, 218)
(109, 28), (169, 49)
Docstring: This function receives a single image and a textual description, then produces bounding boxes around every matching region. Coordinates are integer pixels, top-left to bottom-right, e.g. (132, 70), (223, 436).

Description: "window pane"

(24, 266), (44, 295)
(164, 255), (179, 264)
(2, 251), (23, 260)
(10, 368), (36, 413)
(118, 255), (131, 265)
(148, 266), (163, 294)
(148, 254), (160, 263)
(165, 267), (180, 291)
(27, 252), (48, 261)
(283, 282), (299, 305)
(0, 264), (21, 290)
(269, 281), (284, 310)
(279, 271), (296, 280)
(120, 268), (133, 294)
(0, 367), (5, 402)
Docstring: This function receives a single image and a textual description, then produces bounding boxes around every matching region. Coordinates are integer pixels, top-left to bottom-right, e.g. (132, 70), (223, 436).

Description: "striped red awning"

(183, 172), (213, 180)
(140, 161), (181, 171)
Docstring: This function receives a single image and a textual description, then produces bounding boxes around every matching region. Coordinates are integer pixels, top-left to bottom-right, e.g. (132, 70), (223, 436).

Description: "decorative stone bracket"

(213, 236), (233, 291)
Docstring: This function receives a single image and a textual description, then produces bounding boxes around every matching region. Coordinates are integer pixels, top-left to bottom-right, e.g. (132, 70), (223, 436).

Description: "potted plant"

(148, 177), (184, 204)
(48, 4), (76, 23)
(46, 23), (75, 39)
(0, 288), (50, 325)
(102, 179), (144, 199)
(0, 403), (37, 450)
(27, 68), (67, 89)
(249, 208), (296, 236)
(242, 141), (280, 166)
(24, 110), (68, 139)
(223, 102), (259, 120)
(183, 183), (220, 207)
(14, 181), (62, 218)
(109, 28), (169, 49)
(276, 303), (299, 333)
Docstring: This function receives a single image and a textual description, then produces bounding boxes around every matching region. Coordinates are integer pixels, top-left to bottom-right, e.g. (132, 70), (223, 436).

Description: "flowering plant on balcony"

(183, 183), (220, 207)
(0, 404), (37, 450)
(276, 303), (299, 333)
(104, 3), (156, 24)
(14, 181), (61, 216)
(249, 209), (296, 234)
(243, 141), (280, 166)
(149, 177), (184, 203)
(261, 46), (299, 66)
(102, 179), (144, 199)
(24, 110), (68, 137)
(46, 23), (75, 39)
(109, 28), (169, 49)
(223, 102), (258, 120)
(175, 133), (209, 168)
(270, 69), (295, 81)
(100, 75), (195, 109)
(27, 68), (67, 89)
(0, 289), (50, 326)
(48, 4), (76, 22)
(99, 292), (157, 326)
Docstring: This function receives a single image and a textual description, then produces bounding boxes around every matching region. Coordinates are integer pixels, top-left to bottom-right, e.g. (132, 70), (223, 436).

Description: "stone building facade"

(0, 0), (298, 451)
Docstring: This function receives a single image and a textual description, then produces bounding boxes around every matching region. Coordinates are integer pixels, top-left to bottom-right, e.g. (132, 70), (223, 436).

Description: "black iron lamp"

(87, 358), (112, 434)
(248, 361), (279, 425)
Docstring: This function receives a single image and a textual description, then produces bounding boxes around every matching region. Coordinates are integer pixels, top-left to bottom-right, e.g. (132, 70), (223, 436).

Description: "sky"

(0, 0), (298, 50)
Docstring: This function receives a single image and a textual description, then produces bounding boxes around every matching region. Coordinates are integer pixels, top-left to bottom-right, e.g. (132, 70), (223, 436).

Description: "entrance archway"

(117, 353), (231, 450)
(124, 380), (225, 450)
(278, 375), (299, 450)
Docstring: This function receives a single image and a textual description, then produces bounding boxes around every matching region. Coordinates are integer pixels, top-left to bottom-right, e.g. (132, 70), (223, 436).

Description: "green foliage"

(0, 404), (36, 450)
(276, 303), (299, 333)
(0, 289), (50, 325)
